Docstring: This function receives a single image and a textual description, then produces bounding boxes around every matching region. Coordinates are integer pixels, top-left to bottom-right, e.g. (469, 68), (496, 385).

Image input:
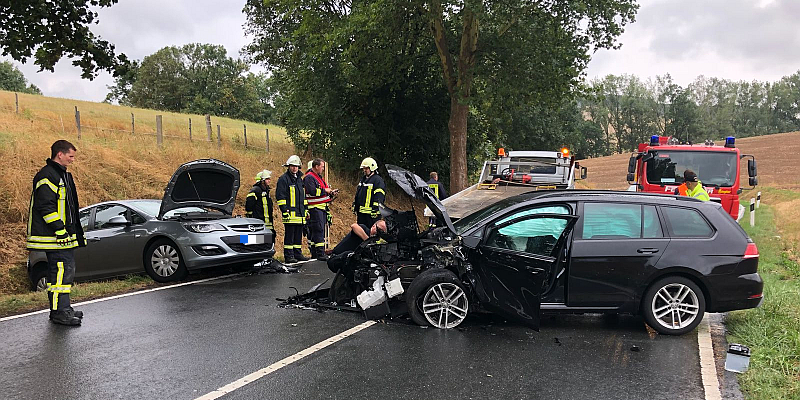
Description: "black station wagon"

(317, 166), (763, 335)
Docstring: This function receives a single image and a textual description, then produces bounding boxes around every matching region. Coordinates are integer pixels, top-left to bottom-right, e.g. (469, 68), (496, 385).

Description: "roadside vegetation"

(726, 188), (800, 400)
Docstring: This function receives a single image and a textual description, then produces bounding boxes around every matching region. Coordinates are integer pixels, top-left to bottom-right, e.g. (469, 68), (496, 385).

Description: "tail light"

(743, 242), (759, 259)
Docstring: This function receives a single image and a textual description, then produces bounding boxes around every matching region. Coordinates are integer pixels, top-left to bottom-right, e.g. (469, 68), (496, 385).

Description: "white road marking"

(194, 320), (377, 400)
(0, 273), (241, 323)
(698, 317), (722, 400)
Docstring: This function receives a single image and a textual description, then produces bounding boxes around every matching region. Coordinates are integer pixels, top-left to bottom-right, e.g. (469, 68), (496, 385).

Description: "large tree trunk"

(449, 97), (468, 193)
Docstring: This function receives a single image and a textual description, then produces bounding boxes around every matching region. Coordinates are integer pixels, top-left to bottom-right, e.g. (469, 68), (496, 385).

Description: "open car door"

(473, 213), (578, 330)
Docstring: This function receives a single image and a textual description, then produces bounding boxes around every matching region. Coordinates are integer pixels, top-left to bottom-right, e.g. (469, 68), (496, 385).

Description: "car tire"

(30, 263), (49, 292)
(144, 239), (188, 283)
(406, 268), (470, 329)
(642, 276), (706, 335)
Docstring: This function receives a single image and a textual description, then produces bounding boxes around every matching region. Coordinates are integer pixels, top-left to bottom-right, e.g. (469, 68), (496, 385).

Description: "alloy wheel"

(651, 283), (700, 331)
(151, 245), (180, 277)
(36, 277), (48, 292)
(422, 283), (469, 329)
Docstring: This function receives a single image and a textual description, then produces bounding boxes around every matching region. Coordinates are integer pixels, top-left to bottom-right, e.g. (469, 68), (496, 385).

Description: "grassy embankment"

(0, 90), (414, 316)
(726, 187), (800, 399)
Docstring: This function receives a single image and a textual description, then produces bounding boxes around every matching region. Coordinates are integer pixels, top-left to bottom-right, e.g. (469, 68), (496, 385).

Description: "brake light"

(743, 243), (759, 259)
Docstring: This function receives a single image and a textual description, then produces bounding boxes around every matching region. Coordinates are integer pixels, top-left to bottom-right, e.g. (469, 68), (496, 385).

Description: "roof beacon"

(725, 136), (736, 148)
(650, 135), (660, 146)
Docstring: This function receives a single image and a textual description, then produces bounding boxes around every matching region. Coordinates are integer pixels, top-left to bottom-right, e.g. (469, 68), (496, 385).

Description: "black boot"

(314, 248), (328, 261)
(50, 311), (81, 326)
(67, 307), (83, 319)
(294, 252), (310, 262)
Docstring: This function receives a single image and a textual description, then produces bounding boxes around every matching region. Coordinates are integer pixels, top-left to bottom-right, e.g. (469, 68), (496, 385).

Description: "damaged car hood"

(386, 164), (456, 234)
(158, 159), (241, 220)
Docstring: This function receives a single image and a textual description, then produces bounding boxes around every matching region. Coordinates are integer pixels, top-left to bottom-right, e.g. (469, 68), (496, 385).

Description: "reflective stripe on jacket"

(675, 182), (710, 201)
(353, 173), (385, 217)
(275, 170), (307, 224)
(27, 159), (86, 250)
(245, 184), (274, 228)
(304, 171), (331, 209)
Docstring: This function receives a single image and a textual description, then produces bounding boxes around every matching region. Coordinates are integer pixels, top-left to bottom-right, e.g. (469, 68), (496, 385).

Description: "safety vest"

(354, 173), (386, 217)
(27, 159), (86, 250)
(676, 182), (710, 201)
(245, 184), (274, 229)
(304, 171), (332, 209)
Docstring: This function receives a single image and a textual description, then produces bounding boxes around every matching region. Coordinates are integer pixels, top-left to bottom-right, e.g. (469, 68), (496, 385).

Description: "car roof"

(507, 189), (710, 206)
(82, 199), (161, 216)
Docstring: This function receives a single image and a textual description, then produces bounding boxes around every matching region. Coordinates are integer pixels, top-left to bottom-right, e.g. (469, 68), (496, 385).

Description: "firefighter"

(27, 140), (86, 326)
(674, 170), (710, 201)
(276, 155), (308, 263)
(245, 170), (275, 246)
(353, 157), (386, 227)
(304, 158), (337, 261)
(426, 171), (448, 200)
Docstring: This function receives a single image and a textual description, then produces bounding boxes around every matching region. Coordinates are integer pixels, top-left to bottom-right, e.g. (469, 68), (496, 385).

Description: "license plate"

(239, 234), (265, 245)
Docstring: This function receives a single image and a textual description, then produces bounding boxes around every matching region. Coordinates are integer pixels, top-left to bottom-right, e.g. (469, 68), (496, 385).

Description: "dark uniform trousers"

(46, 249), (75, 311)
(308, 208), (327, 257)
(284, 225), (304, 260)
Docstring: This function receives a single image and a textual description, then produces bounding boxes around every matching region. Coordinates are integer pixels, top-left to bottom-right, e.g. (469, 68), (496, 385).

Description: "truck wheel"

(643, 276), (705, 335)
(144, 239), (187, 283)
(406, 269), (469, 329)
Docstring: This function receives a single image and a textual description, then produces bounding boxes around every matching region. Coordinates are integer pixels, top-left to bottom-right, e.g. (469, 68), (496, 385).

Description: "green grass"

(725, 201), (800, 400)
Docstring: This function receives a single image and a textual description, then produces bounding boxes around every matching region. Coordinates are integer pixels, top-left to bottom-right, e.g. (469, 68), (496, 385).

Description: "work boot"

(49, 311), (81, 326)
(314, 249), (328, 261)
(66, 307), (83, 319)
(294, 253), (310, 262)
(284, 257), (298, 264)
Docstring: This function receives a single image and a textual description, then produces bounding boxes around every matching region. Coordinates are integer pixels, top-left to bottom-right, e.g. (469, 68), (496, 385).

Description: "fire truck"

(626, 135), (758, 220)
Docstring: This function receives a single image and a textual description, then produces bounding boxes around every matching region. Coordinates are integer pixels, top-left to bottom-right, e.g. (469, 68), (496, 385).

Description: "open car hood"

(158, 159), (241, 219)
(386, 164), (456, 235)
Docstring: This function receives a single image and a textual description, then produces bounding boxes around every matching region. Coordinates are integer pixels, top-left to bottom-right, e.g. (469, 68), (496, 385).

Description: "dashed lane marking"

(698, 317), (723, 400)
(193, 320), (377, 400)
(0, 273), (241, 323)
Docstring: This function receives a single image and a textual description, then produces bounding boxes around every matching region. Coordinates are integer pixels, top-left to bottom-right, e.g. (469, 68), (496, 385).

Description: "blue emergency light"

(725, 136), (735, 148)
(650, 135), (660, 146)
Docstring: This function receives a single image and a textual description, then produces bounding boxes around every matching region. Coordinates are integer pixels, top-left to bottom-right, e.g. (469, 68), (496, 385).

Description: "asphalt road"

(1, 261), (708, 400)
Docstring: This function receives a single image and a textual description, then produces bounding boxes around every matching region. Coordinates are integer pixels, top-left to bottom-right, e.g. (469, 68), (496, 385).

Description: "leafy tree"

(0, 0), (128, 79)
(0, 61), (41, 94)
(104, 60), (139, 105)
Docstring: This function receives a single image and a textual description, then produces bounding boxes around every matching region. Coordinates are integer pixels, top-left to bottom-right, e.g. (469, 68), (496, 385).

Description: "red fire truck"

(626, 135), (758, 220)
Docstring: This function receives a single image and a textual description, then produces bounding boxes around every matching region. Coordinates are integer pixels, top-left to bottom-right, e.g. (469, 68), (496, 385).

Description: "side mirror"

(749, 177), (758, 187)
(627, 156), (637, 174)
(108, 215), (131, 226)
(626, 173), (635, 182)
(580, 166), (588, 180)
(748, 159), (757, 177)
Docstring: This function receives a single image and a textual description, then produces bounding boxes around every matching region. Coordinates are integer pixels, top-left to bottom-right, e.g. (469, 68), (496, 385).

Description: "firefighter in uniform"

(304, 158), (337, 261)
(426, 171), (448, 200)
(674, 170), (710, 201)
(27, 140), (86, 326)
(245, 170), (275, 246)
(276, 155), (309, 263)
(353, 157), (386, 227)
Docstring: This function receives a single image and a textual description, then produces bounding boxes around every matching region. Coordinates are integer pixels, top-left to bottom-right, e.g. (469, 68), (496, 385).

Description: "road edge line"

(698, 317), (723, 400)
(0, 273), (241, 323)
(194, 320), (377, 400)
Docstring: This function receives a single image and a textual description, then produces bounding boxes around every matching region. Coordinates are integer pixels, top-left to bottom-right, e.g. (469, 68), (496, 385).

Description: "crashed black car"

(299, 165), (762, 335)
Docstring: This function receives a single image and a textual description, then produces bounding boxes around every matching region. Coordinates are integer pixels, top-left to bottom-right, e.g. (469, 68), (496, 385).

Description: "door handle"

(134, 234), (142, 238)
(637, 248), (659, 254)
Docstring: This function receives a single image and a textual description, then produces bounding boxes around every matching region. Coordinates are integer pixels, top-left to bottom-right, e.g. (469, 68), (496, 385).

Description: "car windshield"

(645, 150), (737, 187)
(509, 157), (558, 175)
(452, 196), (522, 235)
(129, 200), (207, 219)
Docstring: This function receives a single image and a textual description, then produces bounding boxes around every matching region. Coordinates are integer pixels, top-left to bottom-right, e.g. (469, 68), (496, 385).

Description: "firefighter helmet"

(360, 157), (378, 171)
(255, 170), (272, 182)
(307, 160), (313, 171)
(284, 155), (302, 167)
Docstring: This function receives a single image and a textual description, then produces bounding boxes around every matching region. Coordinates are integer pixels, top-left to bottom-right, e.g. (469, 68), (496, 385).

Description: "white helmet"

(255, 170), (272, 182)
(360, 157), (378, 171)
(284, 155), (302, 167)
(307, 160), (314, 171)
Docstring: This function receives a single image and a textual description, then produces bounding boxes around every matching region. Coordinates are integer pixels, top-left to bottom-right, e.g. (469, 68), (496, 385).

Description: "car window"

(486, 216), (569, 257)
(130, 211), (147, 225)
(79, 209), (92, 232)
(93, 204), (129, 230)
(643, 206), (663, 238)
(662, 206), (714, 237)
(497, 204), (570, 224)
(582, 203), (642, 239)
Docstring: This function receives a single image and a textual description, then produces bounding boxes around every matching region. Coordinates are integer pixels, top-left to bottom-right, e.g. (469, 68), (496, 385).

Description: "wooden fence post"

(265, 128), (270, 153)
(188, 118), (192, 141)
(243, 124), (247, 148)
(217, 125), (222, 149)
(205, 114), (212, 141)
(75, 106), (81, 139)
(131, 113), (135, 134)
(156, 115), (163, 148)
(15, 93), (19, 114)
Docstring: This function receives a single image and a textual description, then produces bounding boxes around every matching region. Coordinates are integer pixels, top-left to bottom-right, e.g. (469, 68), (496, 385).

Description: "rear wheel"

(643, 276), (705, 335)
(144, 239), (187, 283)
(406, 269), (469, 329)
(30, 263), (48, 291)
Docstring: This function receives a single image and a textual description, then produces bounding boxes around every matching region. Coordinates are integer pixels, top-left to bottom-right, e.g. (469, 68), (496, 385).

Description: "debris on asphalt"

(630, 345), (641, 352)
(554, 337), (562, 346)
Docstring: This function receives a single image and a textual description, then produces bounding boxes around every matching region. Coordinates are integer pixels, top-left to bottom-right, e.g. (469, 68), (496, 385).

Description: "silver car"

(27, 159), (275, 289)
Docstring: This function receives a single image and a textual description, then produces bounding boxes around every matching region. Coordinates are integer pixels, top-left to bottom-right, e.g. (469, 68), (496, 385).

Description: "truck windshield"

(509, 157), (557, 174)
(645, 150), (738, 187)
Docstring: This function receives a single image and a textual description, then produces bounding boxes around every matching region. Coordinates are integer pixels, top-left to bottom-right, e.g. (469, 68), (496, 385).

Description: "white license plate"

(239, 234), (265, 245)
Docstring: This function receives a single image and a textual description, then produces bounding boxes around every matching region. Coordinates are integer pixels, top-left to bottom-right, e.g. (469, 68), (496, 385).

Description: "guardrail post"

(217, 125), (222, 149)
(75, 106), (81, 139)
(756, 192), (761, 208)
(156, 115), (163, 148)
(15, 93), (19, 114)
(750, 198), (755, 227)
(131, 113), (135, 134)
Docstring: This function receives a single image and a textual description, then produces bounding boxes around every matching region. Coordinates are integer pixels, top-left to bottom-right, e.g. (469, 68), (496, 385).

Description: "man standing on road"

(353, 157), (386, 227)
(27, 140), (86, 326)
(304, 158), (337, 261)
(276, 155), (308, 263)
(245, 170), (275, 246)
(674, 170), (710, 201)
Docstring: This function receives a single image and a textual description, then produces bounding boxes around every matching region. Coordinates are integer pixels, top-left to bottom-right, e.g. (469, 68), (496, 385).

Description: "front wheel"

(406, 269), (470, 329)
(144, 239), (187, 283)
(642, 276), (705, 335)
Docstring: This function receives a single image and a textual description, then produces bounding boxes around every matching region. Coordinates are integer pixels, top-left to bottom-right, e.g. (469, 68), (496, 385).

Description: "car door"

(72, 207), (94, 280)
(568, 202), (670, 308)
(473, 212), (578, 329)
(83, 204), (140, 277)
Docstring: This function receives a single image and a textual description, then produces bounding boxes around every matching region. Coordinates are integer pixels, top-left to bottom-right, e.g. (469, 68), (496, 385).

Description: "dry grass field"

(0, 90), (416, 295)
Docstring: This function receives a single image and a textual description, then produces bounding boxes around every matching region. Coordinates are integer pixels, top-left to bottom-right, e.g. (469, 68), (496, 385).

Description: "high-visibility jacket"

(304, 171), (332, 210)
(353, 172), (386, 218)
(674, 182), (710, 201)
(276, 170), (307, 224)
(245, 183), (274, 229)
(27, 159), (86, 250)
(426, 179), (448, 200)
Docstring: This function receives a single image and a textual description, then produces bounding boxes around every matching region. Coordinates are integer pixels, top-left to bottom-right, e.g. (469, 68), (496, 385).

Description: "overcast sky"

(4, 0), (799, 102)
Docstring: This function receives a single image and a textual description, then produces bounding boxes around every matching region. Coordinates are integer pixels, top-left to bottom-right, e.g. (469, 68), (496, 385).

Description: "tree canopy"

(0, 61), (41, 94)
(0, 0), (128, 79)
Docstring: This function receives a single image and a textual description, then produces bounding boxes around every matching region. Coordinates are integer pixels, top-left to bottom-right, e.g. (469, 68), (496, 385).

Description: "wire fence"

(1, 92), (274, 153)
